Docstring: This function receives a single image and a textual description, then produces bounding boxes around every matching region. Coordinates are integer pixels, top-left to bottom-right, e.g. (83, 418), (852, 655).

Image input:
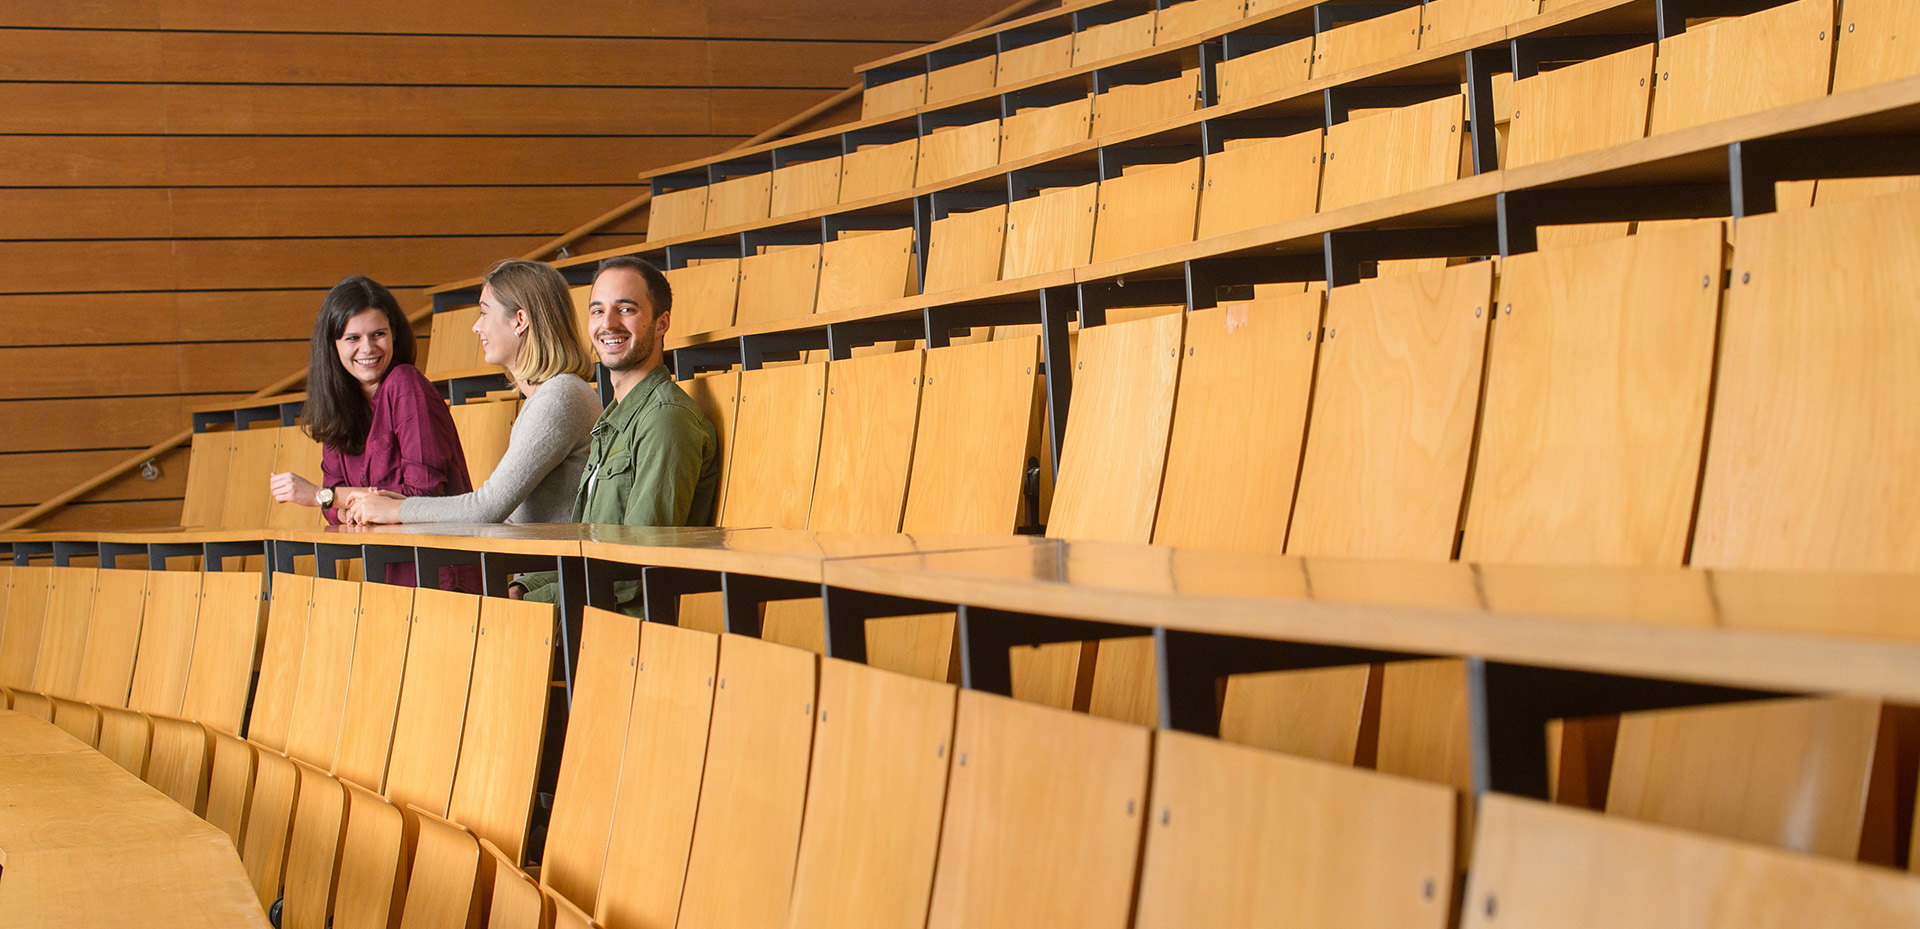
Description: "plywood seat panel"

(1002, 183), (1097, 278)
(703, 172), (773, 231)
(540, 606), (640, 913)
(1216, 35), (1314, 104)
(1196, 130), (1322, 238)
(1313, 5), (1422, 78)
(1073, 11), (1159, 67)
(647, 185), (709, 242)
(916, 119), (1002, 187)
(996, 33), (1075, 86)
(816, 227), (918, 315)
(734, 244), (822, 328)
(769, 156), (844, 218)
(719, 362), (828, 529)
(1320, 94), (1466, 211)
(924, 204), (1009, 292)
(1090, 157), (1202, 262)
(1000, 95), (1091, 164)
(839, 137), (920, 203)
(1089, 71), (1200, 137)
(667, 258), (742, 336)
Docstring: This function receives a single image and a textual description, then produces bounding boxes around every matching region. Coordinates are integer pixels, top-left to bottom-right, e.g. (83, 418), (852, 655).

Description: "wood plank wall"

(0, 0), (1012, 529)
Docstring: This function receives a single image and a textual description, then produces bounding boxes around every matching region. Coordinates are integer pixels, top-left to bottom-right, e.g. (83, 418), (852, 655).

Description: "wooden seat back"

(74, 568), (150, 706)
(862, 74), (926, 119)
(332, 781), (410, 929)
(816, 228), (918, 315)
(285, 575), (362, 768)
(1090, 158), (1202, 261)
(647, 186), (709, 242)
(399, 804), (485, 929)
(332, 582), (414, 789)
(1134, 731), (1457, 929)
(204, 727), (255, 848)
(1089, 72), (1201, 136)
(1073, 11), (1158, 66)
(786, 658), (957, 929)
(734, 244), (822, 327)
(1195, 131), (1322, 238)
(669, 259), (744, 335)
(484, 836), (548, 929)
(916, 119), (1002, 186)
(249, 572), (314, 751)
(1156, 0), (1247, 45)
(1313, 5), (1422, 77)
(284, 758), (349, 929)
(999, 96), (1092, 164)
(539, 606), (641, 913)
(926, 54), (998, 104)
(181, 430), (235, 528)
(1650, 0), (1834, 136)
(718, 361), (829, 529)
(384, 587), (482, 815)
(179, 569), (266, 734)
(1506, 44), (1656, 169)
(223, 426), (281, 528)
(1002, 182), (1098, 278)
(923, 205), (1009, 292)
(996, 34), (1074, 86)
(704, 172), (773, 231)
(1216, 36), (1314, 104)
(424, 307), (483, 377)
(450, 397), (520, 487)
(446, 596), (556, 864)
(0, 566), (50, 690)
(838, 137), (921, 204)
(770, 156), (844, 217)
(925, 690), (1152, 929)
(1050, 312), (1185, 544)
(1818, 0), (1920, 203)
(683, 370), (742, 518)
(1320, 95), (1466, 211)
(808, 349), (925, 533)
(96, 705), (153, 778)
(595, 622), (720, 929)
(901, 336), (1046, 534)
(126, 569), (202, 716)
(1420, 0), (1536, 48)
(31, 566), (97, 698)
(242, 747), (301, 907)
(269, 427), (326, 529)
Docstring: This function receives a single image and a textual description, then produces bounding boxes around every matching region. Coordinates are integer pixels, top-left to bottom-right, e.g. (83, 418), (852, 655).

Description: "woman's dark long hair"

(301, 276), (417, 456)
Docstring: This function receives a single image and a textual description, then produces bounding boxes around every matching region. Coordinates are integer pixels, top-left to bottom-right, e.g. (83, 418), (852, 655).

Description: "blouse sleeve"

(320, 443), (345, 526)
(383, 366), (464, 498)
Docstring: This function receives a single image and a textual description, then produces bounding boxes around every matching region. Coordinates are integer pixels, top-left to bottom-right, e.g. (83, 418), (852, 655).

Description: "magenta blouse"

(320, 363), (480, 592)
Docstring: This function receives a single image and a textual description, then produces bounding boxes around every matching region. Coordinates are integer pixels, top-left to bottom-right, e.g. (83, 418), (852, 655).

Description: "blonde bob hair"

(483, 259), (595, 386)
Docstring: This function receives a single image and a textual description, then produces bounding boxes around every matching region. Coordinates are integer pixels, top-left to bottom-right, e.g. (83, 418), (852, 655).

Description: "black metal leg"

(819, 586), (953, 663)
(1038, 286), (1075, 479)
(720, 573), (818, 638)
(639, 566), (719, 624)
(956, 605), (1138, 696)
(314, 543), (362, 580)
(1155, 628), (1424, 735)
(1464, 47), (1510, 176)
(151, 542), (203, 571)
(553, 556), (587, 704)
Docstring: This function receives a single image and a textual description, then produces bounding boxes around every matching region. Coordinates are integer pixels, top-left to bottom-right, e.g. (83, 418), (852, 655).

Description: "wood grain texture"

(720, 362), (827, 529)
(1155, 0), (1246, 45)
(1216, 35), (1313, 104)
(809, 349), (925, 532)
(282, 760), (347, 929)
(180, 570), (266, 733)
(924, 204), (1009, 292)
(385, 587), (481, 816)
(1461, 222), (1723, 568)
(243, 749), (301, 906)
(73, 567), (147, 706)
(1313, 5), (1422, 78)
(181, 431), (233, 529)
(996, 33), (1075, 86)
(0, 567), (49, 690)
(704, 172), (774, 231)
(448, 596), (556, 863)
(98, 704), (155, 779)
(1135, 731), (1455, 929)
(648, 186), (710, 242)
(331, 582), (413, 790)
(1320, 94), (1465, 211)
(1649, 0), (1834, 135)
(770, 156), (844, 218)
(816, 227), (918, 315)
(1463, 794), (1920, 929)
(839, 137), (921, 203)
(1091, 157), (1201, 262)
(595, 622), (719, 929)
(451, 400), (520, 490)
(1154, 293), (1323, 552)
(203, 726), (254, 847)
(540, 606), (640, 913)
(285, 575), (360, 768)
(1074, 11), (1159, 66)
(31, 566), (97, 698)
(144, 714), (211, 811)
(1003, 183), (1098, 278)
(786, 659), (956, 929)
(1506, 43), (1655, 168)
(221, 426), (280, 529)
(916, 119), (1003, 186)
(1420, 0), (1536, 47)
(485, 838), (547, 929)
(333, 783), (408, 929)
(999, 95), (1092, 163)
(862, 74), (927, 119)
(901, 336), (1044, 534)
(124, 569), (199, 715)
(926, 54), (1000, 105)
(1287, 261), (1494, 559)
(1089, 71), (1200, 136)
(1692, 189), (1920, 572)
(399, 805), (484, 929)
(1833, 0), (1920, 92)
(1195, 130), (1322, 238)
(1049, 312), (1185, 543)
(926, 690), (1151, 929)
(249, 572), (312, 752)
(268, 429), (326, 530)
(669, 259), (743, 335)
(684, 372), (741, 519)
(734, 244), (822, 328)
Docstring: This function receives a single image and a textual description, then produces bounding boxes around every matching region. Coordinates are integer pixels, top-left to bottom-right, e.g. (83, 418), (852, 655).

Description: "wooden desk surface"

(823, 541), (1920, 703)
(0, 710), (269, 928)
(581, 526), (1047, 583)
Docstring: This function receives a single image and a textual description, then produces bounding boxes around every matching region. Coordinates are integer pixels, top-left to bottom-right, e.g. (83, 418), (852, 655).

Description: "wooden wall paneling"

(180, 431), (234, 530)
(1195, 131), (1322, 238)
(1505, 43), (1656, 169)
(901, 336), (1045, 534)
(926, 54), (999, 105)
(839, 137), (922, 203)
(704, 172), (774, 231)
(125, 570), (201, 716)
(0, 567), (51, 691)
(863, 74), (928, 119)
(816, 227), (918, 315)
(1420, 0), (1538, 48)
(249, 572), (313, 751)
(447, 596), (556, 864)
(1319, 94), (1466, 211)
(1090, 157), (1202, 262)
(330, 582), (414, 791)
(996, 33), (1075, 86)
(179, 570), (267, 735)
(0, 341), (306, 400)
(221, 426), (281, 529)
(734, 244), (823, 329)
(450, 399), (520, 488)
(648, 186), (711, 243)
(1073, 11), (1160, 67)
(73, 568), (148, 707)
(769, 157), (844, 218)
(924, 204), (1009, 292)
(1215, 35), (1314, 104)
(540, 606), (640, 913)
(268, 427), (326, 530)
(1461, 222), (1724, 568)
(1312, 5), (1423, 78)
(384, 588), (481, 817)
(0, 500), (185, 532)
(1049, 312), (1185, 544)
(1693, 188), (1920, 573)
(4, 397), (237, 453)
(808, 349), (925, 532)
(999, 95), (1092, 163)
(1288, 261), (1495, 559)
(719, 362), (828, 529)
(1089, 71), (1201, 137)
(1135, 731), (1456, 929)
(925, 691), (1152, 929)
(1649, 0), (1835, 136)
(915, 119), (1003, 186)
(683, 371), (741, 520)
(1153, 292), (1323, 552)
(1155, 0), (1248, 46)
(285, 576), (361, 769)
(668, 259), (744, 336)
(786, 659), (957, 929)
(1002, 183), (1099, 278)
(594, 622), (720, 929)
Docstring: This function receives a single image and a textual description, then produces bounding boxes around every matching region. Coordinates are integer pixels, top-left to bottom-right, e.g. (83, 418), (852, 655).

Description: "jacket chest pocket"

(587, 450), (635, 507)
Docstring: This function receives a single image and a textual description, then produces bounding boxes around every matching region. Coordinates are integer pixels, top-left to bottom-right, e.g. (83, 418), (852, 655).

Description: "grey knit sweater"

(396, 373), (600, 524)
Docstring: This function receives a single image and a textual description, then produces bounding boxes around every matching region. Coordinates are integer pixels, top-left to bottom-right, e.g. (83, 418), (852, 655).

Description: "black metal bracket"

(820, 586), (953, 663)
(670, 342), (743, 381)
(205, 541), (268, 572)
(1038, 286), (1076, 478)
(924, 301), (1041, 348)
(1184, 253), (1326, 309)
(1078, 277), (1189, 325)
(363, 545), (415, 586)
(1463, 47), (1512, 176)
(720, 573), (819, 638)
(1199, 115), (1323, 154)
(479, 552), (557, 599)
(1009, 167), (1102, 200)
(149, 542), (205, 571)
(448, 373), (511, 405)
(1156, 628), (1424, 735)
(827, 317), (925, 360)
(271, 539), (314, 576)
(552, 556), (588, 704)
(1729, 136), (1920, 219)
(1097, 144), (1199, 180)
(1495, 185), (1729, 256)
(414, 547), (482, 592)
(314, 542), (363, 580)
(1322, 225), (1501, 287)
(1466, 658), (1779, 799)
(1509, 33), (1655, 80)
(99, 541), (147, 570)
(741, 330), (828, 370)
(431, 287), (482, 314)
(10, 541), (51, 566)
(1324, 82), (1457, 126)
(640, 565), (717, 624)
(956, 605), (1140, 695)
(51, 541), (97, 567)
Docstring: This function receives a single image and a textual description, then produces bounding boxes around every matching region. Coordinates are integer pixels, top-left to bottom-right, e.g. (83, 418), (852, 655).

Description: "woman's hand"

(333, 486), (377, 511)
(269, 472), (321, 507)
(343, 490), (406, 526)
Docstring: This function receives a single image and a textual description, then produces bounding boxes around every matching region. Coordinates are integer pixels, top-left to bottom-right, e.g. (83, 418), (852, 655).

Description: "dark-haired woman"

(269, 275), (479, 590)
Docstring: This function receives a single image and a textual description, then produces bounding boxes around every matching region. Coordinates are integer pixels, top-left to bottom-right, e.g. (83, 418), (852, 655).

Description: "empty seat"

(384, 587), (483, 816)
(283, 758), (349, 929)
(285, 576), (362, 768)
(446, 596), (557, 863)
(734, 245), (822, 328)
(926, 54), (998, 105)
(539, 606), (641, 913)
(900, 336), (1047, 534)
(484, 837), (547, 929)
(808, 349), (925, 532)
(770, 156), (844, 217)
(1319, 95), (1467, 211)
(924, 204), (1010, 291)
(1073, 11), (1158, 66)
(646, 186), (709, 242)
(996, 33), (1075, 86)
(1195, 131), (1323, 238)
(682, 371), (741, 521)
(1650, 0), (1834, 136)
(269, 427), (326, 529)
(717, 361), (829, 529)
(816, 228), (918, 315)
(999, 96), (1092, 164)
(1155, 0), (1247, 45)
(450, 398), (520, 487)
(839, 137), (921, 203)
(1313, 5), (1422, 77)
(916, 119), (1002, 187)
(1506, 44), (1657, 168)
(126, 569), (204, 716)
(1421, 0), (1536, 48)
(248, 572), (313, 753)
(704, 172), (773, 231)
(399, 805), (486, 929)
(1002, 182), (1099, 278)
(241, 747), (302, 907)
(1817, 0), (1920, 204)
(0, 566), (50, 691)
(1089, 158), (1202, 262)
(181, 430), (235, 528)
(1089, 72), (1201, 136)
(668, 258), (744, 335)
(862, 74), (926, 119)
(331, 582), (414, 790)
(332, 780), (410, 929)
(31, 566), (97, 699)
(1051, 313), (1185, 545)
(178, 570), (266, 733)
(1216, 36), (1315, 104)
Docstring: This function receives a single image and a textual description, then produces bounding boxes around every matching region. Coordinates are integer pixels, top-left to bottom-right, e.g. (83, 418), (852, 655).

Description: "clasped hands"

(267, 472), (404, 525)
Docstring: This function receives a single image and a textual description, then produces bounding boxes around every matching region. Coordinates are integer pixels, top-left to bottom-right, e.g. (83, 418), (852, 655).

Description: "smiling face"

(334, 307), (395, 396)
(472, 282), (526, 368)
(588, 266), (665, 373)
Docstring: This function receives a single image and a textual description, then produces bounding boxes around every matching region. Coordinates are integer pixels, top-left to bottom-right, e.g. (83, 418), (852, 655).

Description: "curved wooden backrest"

(839, 137), (920, 204)
(1818, 0), (1920, 203)
(1090, 157), (1202, 262)
(96, 705), (154, 779)
(333, 781), (409, 929)
(1216, 35), (1314, 105)
(786, 658), (957, 929)
(1134, 731), (1456, 929)
(223, 426), (281, 529)
(285, 757), (349, 929)
(126, 569), (202, 715)
(1050, 312), (1185, 544)
(49, 695), (100, 746)
(483, 835), (548, 929)
(1002, 182), (1098, 278)
(676, 634), (819, 929)
(181, 430), (235, 528)
(1074, 11), (1157, 66)
(1506, 43), (1656, 169)
(425, 307), (483, 377)
(683, 370), (741, 519)
(386, 587), (481, 816)
(0, 565), (50, 690)
(595, 621), (720, 929)
(669, 259), (744, 335)
(1156, 0), (1247, 46)
(1461, 221), (1724, 568)
(145, 714), (213, 814)
(1694, 188), (1920, 572)
(901, 335), (1045, 534)
(450, 398), (520, 488)
(771, 156), (844, 218)
(401, 803), (484, 929)
(540, 606), (641, 912)
(1288, 260), (1494, 560)
(1153, 293), (1324, 552)
(333, 582), (415, 790)
(205, 726), (255, 849)
(809, 349), (925, 533)
(1650, 0), (1834, 136)
(647, 186), (708, 242)
(250, 572), (313, 751)
(1314, 5), (1422, 78)
(997, 33), (1073, 86)
(1320, 94), (1465, 212)
(916, 119), (1002, 187)
(817, 227), (918, 315)
(447, 596), (556, 864)
(269, 427), (327, 529)
(720, 362), (828, 529)
(923, 204), (1009, 292)
(926, 690), (1152, 929)
(1195, 131), (1323, 239)
(181, 570), (266, 733)
(32, 566), (97, 698)
(1463, 793), (1920, 928)
(74, 568), (148, 706)
(242, 748), (302, 907)
(285, 575), (361, 767)
(1420, 0), (1536, 47)
(999, 97), (1090, 165)
(735, 243), (823, 328)
(704, 172), (773, 231)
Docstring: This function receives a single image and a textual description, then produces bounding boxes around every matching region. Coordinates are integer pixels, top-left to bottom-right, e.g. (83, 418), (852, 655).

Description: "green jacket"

(521, 365), (719, 612)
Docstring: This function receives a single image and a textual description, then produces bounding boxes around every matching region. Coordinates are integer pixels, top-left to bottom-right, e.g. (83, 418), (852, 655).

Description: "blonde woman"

(343, 259), (601, 526)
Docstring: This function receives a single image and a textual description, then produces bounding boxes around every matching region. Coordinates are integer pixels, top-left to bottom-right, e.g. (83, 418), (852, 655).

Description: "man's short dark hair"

(596, 255), (673, 318)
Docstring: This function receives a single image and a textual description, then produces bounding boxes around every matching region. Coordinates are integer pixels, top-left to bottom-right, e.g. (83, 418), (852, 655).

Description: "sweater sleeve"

(397, 378), (597, 524)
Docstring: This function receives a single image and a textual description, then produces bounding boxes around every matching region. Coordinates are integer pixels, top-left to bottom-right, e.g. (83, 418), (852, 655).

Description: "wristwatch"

(317, 486), (336, 509)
